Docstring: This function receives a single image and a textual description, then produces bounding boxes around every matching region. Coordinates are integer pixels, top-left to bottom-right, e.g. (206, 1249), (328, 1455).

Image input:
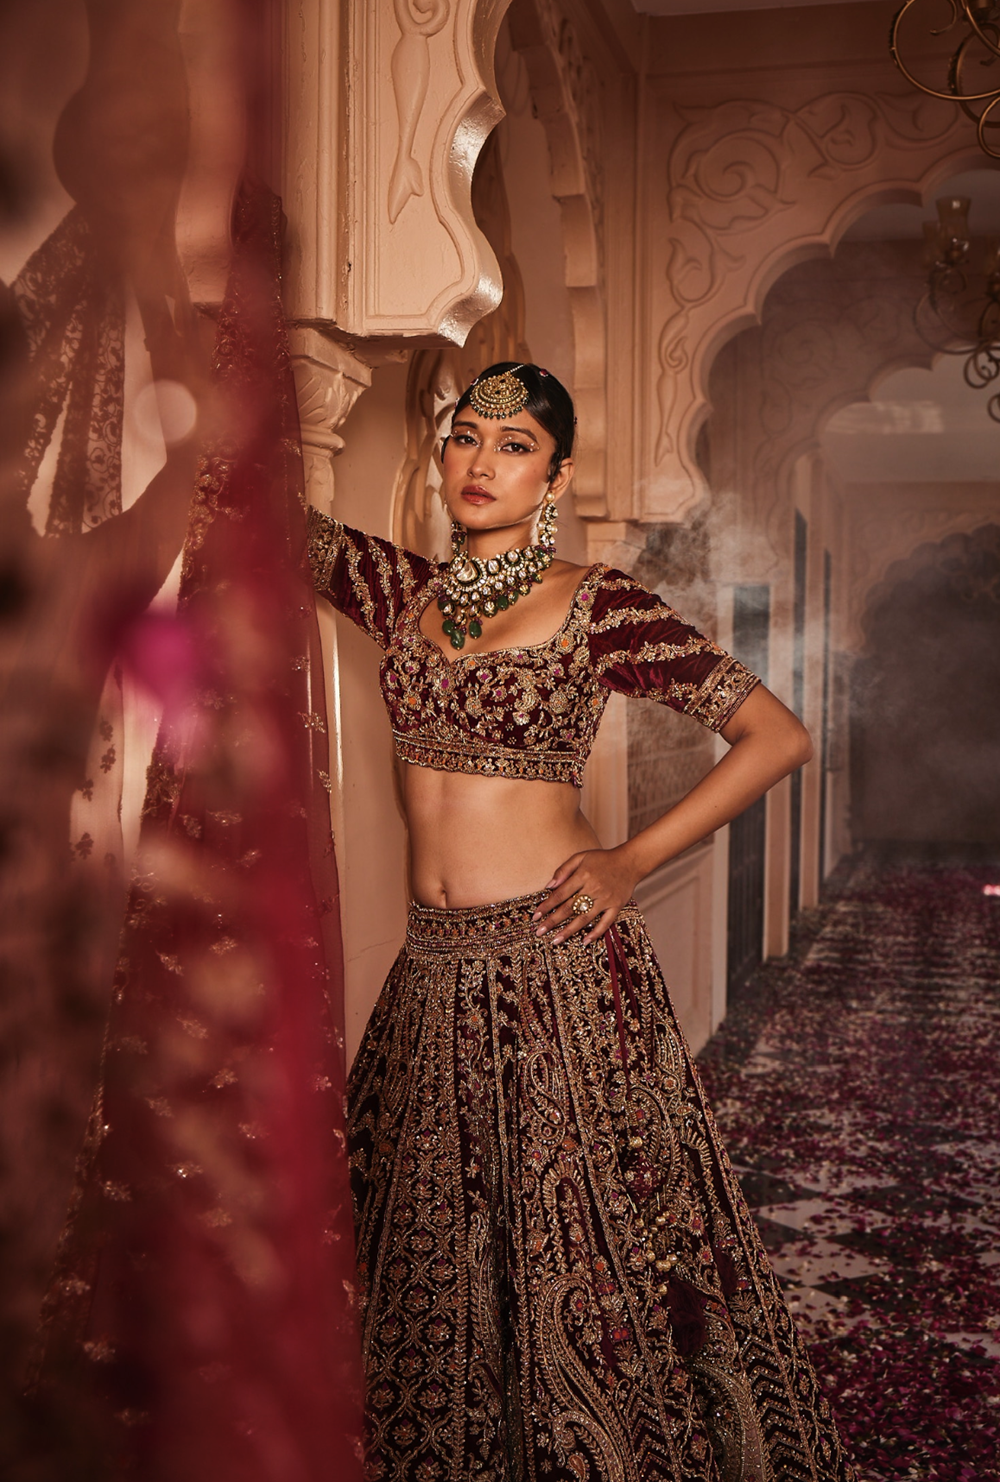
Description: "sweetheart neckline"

(405, 563), (605, 670)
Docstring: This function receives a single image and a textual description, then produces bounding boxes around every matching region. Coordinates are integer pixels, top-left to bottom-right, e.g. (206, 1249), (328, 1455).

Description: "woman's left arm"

(534, 683), (811, 943)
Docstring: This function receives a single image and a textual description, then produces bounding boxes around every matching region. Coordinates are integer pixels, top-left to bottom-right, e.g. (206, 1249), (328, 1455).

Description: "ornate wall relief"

(644, 87), (972, 521)
(282, 0), (514, 343)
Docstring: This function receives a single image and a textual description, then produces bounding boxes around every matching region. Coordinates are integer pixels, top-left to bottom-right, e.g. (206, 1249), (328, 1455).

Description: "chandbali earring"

(537, 491), (558, 552)
(451, 519), (467, 557)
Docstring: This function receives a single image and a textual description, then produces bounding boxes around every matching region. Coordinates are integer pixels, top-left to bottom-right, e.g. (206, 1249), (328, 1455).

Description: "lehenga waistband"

(406, 890), (549, 953)
(405, 891), (642, 954)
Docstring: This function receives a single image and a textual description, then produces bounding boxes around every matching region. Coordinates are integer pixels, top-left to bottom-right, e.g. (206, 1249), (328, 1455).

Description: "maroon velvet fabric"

(307, 516), (760, 788)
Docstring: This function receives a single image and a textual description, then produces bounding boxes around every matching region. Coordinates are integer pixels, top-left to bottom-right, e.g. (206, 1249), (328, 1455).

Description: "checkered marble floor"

(697, 858), (1000, 1481)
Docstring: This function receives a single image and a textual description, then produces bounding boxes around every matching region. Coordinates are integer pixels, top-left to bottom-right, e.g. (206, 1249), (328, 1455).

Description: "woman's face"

(441, 405), (573, 552)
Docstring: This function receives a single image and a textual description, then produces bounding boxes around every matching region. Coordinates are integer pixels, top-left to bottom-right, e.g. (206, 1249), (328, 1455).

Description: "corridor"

(699, 858), (1000, 1481)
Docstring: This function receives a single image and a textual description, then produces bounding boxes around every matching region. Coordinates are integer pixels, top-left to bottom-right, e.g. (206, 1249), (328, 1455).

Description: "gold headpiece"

(467, 366), (528, 420)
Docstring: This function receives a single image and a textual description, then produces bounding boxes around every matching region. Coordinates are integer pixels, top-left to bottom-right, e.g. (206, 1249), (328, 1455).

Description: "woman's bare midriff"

(401, 762), (601, 908)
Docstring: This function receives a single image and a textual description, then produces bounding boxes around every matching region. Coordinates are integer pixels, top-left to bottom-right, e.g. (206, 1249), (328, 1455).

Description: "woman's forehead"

(450, 405), (551, 442)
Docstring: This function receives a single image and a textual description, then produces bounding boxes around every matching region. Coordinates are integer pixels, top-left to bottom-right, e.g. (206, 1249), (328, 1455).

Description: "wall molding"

(509, 0), (608, 516)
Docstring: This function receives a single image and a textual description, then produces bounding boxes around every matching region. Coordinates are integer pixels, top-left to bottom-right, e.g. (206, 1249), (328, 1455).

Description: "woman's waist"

(405, 781), (601, 912)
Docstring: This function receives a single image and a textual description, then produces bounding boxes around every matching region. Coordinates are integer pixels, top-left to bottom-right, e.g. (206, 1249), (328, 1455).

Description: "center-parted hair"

(452, 362), (576, 482)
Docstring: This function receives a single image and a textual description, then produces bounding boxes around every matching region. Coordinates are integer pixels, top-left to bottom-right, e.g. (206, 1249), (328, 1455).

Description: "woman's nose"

(467, 445), (494, 478)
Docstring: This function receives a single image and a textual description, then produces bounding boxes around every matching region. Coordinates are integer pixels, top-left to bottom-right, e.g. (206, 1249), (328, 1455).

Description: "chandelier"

(915, 194), (1000, 419)
(891, 0), (1000, 158)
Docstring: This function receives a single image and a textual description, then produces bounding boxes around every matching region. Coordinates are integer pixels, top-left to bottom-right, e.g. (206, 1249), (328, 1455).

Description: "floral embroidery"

(307, 513), (759, 789)
(347, 894), (857, 1481)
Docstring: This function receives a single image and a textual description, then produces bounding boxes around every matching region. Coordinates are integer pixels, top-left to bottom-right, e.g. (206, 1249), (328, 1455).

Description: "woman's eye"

(500, 441), (532, 454)
(451, 432), (476, 446)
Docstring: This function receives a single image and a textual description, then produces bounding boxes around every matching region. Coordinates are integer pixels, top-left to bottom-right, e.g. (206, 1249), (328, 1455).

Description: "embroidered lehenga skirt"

(347, 894), (856, 1482)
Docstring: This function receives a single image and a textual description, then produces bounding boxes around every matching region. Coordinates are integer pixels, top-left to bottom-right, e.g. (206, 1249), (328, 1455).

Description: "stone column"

(287, 329), (373, 511)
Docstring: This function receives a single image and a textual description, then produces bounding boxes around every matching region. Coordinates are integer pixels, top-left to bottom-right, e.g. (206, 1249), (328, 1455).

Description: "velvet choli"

(306, 509), (759, 787)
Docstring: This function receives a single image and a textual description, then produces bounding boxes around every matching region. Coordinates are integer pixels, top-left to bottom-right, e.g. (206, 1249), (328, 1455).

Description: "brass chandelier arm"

(973, 89), (1000, 152)
(890, 0), (1000, 158)
(953, 5), (1000, 63)
(914, 235), (1000, 420)
(891, 0), (1000, 105)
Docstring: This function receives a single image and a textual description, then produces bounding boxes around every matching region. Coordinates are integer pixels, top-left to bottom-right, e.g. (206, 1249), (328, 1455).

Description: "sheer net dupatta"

(30, 180), (364, 1481)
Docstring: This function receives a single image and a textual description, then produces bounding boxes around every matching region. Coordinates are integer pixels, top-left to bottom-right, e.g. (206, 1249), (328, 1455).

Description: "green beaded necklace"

(437, 541), (554, 651)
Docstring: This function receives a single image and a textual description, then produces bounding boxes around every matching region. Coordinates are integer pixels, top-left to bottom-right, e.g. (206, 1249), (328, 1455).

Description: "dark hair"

(452, 361), (576, 482)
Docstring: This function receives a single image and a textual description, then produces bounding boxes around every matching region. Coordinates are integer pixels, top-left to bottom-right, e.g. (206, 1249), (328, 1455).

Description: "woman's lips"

(461, 487), (494, 505)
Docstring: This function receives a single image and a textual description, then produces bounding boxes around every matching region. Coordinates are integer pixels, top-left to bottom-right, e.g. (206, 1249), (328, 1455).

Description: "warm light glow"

(131, 379), (197, 446)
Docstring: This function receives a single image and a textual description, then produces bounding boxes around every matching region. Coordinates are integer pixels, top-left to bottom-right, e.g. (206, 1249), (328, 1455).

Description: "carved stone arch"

(708, 240), (942, 567)
(282, 0), (516, 343)
(391, 0), (609, 539)
(392, 128), (531, 557)
(846, 491), (1000, 650)
(648, 86), (985, 522)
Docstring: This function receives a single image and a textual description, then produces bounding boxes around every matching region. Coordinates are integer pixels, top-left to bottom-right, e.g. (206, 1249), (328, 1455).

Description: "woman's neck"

(462, 522), (537, 561)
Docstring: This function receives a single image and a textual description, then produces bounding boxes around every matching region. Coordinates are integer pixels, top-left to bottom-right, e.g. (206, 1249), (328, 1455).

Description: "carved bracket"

(283, 0), (514, 344)
(288, 328), (373, 507)
(644, 88), (975, 521)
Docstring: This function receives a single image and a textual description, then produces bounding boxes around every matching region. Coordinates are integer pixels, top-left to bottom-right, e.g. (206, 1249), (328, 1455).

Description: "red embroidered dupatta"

(0, 6), (363, 1474)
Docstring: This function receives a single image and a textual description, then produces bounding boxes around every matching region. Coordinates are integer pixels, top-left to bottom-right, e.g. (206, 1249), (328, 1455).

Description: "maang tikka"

(466, 366), (529, 420)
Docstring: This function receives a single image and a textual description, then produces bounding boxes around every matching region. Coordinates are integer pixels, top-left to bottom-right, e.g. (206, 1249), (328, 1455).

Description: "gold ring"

(571, 893), (596, 917)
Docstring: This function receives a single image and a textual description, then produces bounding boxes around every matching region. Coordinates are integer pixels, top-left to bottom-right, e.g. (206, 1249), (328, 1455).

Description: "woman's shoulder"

(580, 563), (674, 616)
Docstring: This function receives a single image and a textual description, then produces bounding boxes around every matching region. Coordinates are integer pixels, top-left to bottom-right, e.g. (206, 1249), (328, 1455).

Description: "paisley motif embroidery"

(348, 894), (857, 1482)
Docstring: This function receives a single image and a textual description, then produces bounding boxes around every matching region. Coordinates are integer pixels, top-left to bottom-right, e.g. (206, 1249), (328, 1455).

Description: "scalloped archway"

(644, 88), (985, 522)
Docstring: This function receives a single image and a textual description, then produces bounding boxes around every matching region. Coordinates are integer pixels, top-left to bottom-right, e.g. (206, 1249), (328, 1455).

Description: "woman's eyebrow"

(451, 418), (537, 441)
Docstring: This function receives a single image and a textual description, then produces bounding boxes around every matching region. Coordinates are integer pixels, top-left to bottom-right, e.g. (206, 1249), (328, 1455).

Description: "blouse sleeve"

(306, 506), (435, 650)
(589, 569), (759, 732)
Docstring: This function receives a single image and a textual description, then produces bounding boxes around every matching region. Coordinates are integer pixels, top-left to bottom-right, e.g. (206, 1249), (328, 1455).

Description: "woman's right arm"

(306, 507), (434, 649)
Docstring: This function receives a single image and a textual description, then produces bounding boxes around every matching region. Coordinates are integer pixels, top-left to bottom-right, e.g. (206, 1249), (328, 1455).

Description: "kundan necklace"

(438, 494), (558, 651)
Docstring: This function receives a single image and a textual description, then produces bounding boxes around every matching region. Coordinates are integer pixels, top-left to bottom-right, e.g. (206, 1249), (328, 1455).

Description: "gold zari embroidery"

(306, 512), (761, 788)
(348, 894), (857, 1481)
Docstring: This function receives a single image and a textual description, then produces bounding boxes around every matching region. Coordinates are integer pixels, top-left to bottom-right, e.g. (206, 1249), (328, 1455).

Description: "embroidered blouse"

(306, 508), (759, 789)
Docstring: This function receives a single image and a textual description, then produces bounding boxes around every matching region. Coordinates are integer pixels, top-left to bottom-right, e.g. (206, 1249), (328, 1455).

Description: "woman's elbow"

(785, 716), (813, 771)
(723, 687), (812, 774)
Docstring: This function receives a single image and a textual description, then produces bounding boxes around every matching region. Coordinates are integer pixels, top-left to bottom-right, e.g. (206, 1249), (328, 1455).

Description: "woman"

(307, 363), (855, 1481)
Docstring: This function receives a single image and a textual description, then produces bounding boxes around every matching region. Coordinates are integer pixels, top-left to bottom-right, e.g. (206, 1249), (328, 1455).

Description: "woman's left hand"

(532, 845), (641, 945)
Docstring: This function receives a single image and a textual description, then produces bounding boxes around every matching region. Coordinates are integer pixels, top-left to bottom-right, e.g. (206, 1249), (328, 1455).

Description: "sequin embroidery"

(307, 510), (759, 787)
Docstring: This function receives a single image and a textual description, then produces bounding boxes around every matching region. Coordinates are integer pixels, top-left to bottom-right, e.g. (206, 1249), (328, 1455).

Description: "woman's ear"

(548, 457), (574, 500)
